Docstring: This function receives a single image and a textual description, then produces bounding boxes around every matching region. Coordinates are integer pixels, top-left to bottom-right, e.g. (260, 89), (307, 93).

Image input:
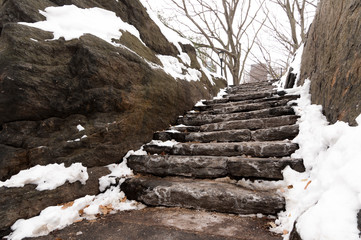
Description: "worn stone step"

(128, 155), (305, 180)
(202, 98), (293, 115)
(154, 125), (299, 143)
(200, 115), (299, 132)
(122, 176), (285, 215)
(202, 90), (278, 105)
(194, 94), (299, 112)
(178, 106), (295, 126)
(143, 141), (298, 158)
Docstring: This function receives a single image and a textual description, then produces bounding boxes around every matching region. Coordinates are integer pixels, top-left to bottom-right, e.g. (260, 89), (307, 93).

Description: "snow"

(213, 88), (228, 100)
(98, 148), (146, 192)
(6, 186), (145, 240)
(0, 163), (88, 191)
(195, 100), (206, 107)
(272, 80), (361, 240)
(157, 55), (202, 82)
(147, 140), (179, 147)
(77, 124), (85, 132)
(19, 5), (142, 46)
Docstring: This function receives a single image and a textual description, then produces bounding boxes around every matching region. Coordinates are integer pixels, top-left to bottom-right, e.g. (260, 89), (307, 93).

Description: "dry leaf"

(268, 222), (277, 228)
(279, 188), (285, 193)
(161, 151), (166, 156)
(121, 196), (127, 202)
(287, 185), (294, 189)
(283, 230), (289, 235)
(304, 180), (312, 190)
(78, 205), (90, 216)
(301, 179), (308, 182)
(99, 204), (113, 215)
(61, 201), (74, 210)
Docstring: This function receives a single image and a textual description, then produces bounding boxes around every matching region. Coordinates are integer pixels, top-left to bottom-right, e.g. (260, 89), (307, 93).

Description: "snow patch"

(157, 55), (202, 82)
(19, 5), (142, 46)
(77, 124), (85, 132)
(6, 186), (145, 240)
(98, 148), (146, 192)
(0, 163), (88, 191)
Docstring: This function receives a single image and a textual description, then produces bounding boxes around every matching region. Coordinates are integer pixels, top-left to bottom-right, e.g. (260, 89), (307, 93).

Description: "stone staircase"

(122, 80), (305, 217)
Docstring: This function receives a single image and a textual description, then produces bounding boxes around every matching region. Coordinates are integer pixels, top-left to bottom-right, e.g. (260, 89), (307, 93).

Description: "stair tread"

(179, 106), (295, 125)
(200, 115), (299, 132)
(128, 155), (305, 180)
(144, 141), (299, 158)
(122, 175), (285, 215)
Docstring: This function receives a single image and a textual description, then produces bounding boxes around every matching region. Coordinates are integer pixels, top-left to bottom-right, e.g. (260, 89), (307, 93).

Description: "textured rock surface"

(122, 176), (285, 215)
(128, 155), (304, 180)
(299, 0), (361, 125)
(0, 0), (225, 236)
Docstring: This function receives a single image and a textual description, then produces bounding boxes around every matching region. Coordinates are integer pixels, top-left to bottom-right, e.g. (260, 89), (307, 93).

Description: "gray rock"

(251, 125), (299, 141)
(122, 176), (285, 215)
(179, 106), (295, 125)
(200, 115), (299, 132)
(128, 155), (305, 180)
(128, 155), (228, 178)
(228, 157), (305, 179)
(299, 0), (361, 125)
(144, 141), (299, 158)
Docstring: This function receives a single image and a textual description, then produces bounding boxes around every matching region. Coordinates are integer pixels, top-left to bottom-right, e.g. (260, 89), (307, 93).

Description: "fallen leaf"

(268, 222), (277, 228)
(78, 205), (90, 216)
(121, 196), (127, 202)
(283, 230), (289, 235)
(99, 204), (113, 215)
(279, 188), (285, 193)
(287, 185), (294, 189)
(61, 201), (74, 210)
(304, 180), (312, 190)
(301, 179), (308, 182)
(161, 151), (166, 156)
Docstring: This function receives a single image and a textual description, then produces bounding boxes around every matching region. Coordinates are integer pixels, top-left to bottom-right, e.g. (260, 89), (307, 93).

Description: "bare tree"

(250, 0), (317, 80)
(165, 0), (267, 85)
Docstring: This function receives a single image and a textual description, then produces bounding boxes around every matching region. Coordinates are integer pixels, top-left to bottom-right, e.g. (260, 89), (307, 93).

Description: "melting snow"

(0, 163), (88, 191)
(19, 5), (142, 46)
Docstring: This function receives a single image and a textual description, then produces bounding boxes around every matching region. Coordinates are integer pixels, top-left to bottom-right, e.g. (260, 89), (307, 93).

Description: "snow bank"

(6, 186), (145, 240)
(0, 163), (88, 191)
(273, 81), (361, 240)
(19, 5), (142, 45)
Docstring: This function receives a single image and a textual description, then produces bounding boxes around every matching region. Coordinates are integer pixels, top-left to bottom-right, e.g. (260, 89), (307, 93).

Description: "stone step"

(178, 106), (295, 126)
(194, 94), (299, 112)
(122, 176), (285, 215)
(143, 141), (298, 158)
(201, 98), (293, 115)
(202, 90), (278, 105)
(128, 155), (305, 180)
(169, 125), (201, 132)
(154, 125), (299, 143)
(200, 115), (299, 132)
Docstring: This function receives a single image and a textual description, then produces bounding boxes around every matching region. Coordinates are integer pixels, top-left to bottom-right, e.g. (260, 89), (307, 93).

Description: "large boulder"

(299, 0), (361, 125)
(0, 0), (226, 235)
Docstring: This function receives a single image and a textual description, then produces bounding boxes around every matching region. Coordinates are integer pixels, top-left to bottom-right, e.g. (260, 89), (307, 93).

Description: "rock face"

(299, 0), (361, 125)
(0, 0), (225, 236)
